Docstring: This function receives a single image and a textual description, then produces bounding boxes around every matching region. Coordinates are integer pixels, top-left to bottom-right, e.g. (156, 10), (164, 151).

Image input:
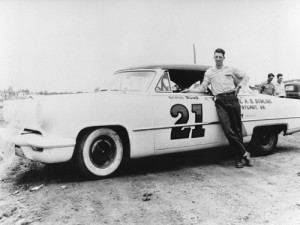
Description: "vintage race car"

(1, 64), (300, 179)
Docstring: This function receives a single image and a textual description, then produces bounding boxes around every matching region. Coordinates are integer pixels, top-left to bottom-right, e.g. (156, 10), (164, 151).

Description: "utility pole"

(193, 43), (197, 64)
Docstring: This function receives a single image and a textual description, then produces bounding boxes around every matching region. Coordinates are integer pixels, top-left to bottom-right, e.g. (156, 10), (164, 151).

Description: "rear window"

(285, 85), (295, 91)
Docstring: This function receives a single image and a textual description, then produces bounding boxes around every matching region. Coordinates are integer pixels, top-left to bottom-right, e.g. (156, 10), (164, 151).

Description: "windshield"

(108, 71), (156, 92)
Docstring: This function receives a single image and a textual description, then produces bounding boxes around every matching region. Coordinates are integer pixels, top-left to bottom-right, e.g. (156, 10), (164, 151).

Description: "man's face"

(267, 76), (274, 82)
(277, 76), (283, 83)
(214, 52), (224, 67)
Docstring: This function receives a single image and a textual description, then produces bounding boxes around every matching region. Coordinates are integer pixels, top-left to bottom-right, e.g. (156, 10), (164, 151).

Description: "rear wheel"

(76, 128), (123, 179)
(250, 127), (278, 156)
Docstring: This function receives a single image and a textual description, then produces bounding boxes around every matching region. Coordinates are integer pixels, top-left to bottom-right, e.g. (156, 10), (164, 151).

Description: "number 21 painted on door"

(170, 104), (205, 140)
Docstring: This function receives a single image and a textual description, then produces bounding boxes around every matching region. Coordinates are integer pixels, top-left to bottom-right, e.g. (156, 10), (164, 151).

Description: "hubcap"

(258, 132), (274, 149)
(90, 136), (116, 168)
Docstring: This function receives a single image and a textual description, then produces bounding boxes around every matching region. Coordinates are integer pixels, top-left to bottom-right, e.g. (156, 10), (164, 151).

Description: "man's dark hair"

(268, 73), (274, 78)
(277, 73), (283, 78)
(214, 48), (225, 56)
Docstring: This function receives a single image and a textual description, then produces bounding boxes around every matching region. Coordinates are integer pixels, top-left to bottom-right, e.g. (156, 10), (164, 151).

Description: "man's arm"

(233, 68), (249, 88)
(274, 83), (280, 96)
(260, 85), (265, 94)
(232, 68), (249, 96)
(182, 73), (210, 93)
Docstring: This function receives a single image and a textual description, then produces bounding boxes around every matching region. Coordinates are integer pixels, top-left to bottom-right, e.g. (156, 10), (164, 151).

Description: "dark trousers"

(215, 94), (247, 160)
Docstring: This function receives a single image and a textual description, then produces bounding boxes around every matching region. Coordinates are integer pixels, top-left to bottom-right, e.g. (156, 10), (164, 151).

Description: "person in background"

(275, 73), (286, 98)
(182, 48), (253, 168)
(260, 73), (275, 95)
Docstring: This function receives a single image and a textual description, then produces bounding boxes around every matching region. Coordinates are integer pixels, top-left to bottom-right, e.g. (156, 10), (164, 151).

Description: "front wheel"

(76, 128), (124, 179)
(250, 127), (278, 156)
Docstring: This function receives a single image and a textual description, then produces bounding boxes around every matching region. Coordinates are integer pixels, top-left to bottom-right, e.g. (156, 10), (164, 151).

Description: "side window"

(155, 72), (172, 92)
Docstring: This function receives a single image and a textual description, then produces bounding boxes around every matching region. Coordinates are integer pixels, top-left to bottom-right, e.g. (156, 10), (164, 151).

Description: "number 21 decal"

(170, 104), (205, 140)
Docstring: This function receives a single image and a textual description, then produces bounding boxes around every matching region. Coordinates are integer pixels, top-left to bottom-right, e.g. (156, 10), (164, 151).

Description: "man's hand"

(235, 86), (241, 96)
(260, 85), (265, 93)
(181, 89), (190, 93)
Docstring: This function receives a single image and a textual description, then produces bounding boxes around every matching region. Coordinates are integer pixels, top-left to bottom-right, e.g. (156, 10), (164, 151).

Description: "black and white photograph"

(1, 0), (300, 224)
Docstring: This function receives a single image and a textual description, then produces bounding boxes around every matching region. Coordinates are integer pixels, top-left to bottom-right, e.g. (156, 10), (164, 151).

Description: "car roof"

(115, 64), (212, 88)
(284, 79), (300, 84)
(116, 64), (211, 73)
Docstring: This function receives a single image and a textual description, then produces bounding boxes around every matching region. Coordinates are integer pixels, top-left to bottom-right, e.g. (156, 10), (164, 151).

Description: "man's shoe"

(243, 152), (253, 167)
(235, 160), (244, 168)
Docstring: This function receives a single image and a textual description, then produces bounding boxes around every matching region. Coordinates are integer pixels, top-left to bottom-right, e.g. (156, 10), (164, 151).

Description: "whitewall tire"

(76, 128), (123, 179)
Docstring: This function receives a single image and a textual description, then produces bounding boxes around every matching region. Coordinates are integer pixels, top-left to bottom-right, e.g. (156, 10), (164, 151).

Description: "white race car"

(1, 65), (300, 179)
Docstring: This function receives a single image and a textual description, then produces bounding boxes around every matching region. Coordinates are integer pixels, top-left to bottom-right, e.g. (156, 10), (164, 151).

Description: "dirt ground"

(1, 127), (300, 225)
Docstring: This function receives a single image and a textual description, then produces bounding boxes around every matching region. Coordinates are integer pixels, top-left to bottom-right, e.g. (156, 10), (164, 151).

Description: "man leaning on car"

(182, 48), (253, 168)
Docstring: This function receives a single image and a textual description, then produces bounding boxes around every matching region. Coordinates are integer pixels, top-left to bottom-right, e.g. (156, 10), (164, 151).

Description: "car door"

(152, 72), (226, 151)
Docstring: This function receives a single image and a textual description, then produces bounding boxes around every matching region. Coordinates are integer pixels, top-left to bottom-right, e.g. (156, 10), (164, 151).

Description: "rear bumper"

(285, 127), (300, 135)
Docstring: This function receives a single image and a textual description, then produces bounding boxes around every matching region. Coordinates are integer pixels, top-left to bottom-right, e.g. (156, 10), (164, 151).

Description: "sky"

(1, 0), (300, 92)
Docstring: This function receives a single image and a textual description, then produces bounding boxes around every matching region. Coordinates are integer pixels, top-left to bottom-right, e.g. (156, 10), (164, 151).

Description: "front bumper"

(15, 144), (75, 164)
(1, 128), (76, 163)
(15, 134), (76, 163)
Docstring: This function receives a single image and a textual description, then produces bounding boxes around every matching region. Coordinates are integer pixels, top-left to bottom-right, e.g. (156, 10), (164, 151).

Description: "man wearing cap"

(260, 73), (275, 95)
(182, 48), (253, 168)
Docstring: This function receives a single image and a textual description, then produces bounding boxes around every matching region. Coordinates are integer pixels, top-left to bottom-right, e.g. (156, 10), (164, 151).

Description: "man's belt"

(216, 90), (236, 97)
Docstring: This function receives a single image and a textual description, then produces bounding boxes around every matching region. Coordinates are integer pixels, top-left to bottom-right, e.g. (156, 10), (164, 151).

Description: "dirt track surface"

(1, 132), (300, 225)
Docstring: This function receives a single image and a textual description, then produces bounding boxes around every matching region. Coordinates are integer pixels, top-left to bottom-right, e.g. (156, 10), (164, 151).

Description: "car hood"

(3, 92), (151, 137)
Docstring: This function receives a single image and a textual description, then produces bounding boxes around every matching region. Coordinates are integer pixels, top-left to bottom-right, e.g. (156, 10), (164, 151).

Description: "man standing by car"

(275, 73), (286, 97)
(183, 48), (253, 168)
(260, 73), (275, 95)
